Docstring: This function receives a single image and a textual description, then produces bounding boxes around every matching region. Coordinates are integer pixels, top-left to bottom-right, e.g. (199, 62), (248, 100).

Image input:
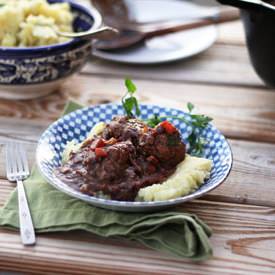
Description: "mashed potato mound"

(137, 155), (212, 201)
(0, 0), (73, 47)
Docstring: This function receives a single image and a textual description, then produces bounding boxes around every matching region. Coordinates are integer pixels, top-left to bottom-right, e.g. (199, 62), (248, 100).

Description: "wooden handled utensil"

(94, 8), (240, 51)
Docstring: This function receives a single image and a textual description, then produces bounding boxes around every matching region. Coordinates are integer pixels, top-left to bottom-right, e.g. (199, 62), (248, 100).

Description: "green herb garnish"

(187, 102), (194, 113)
(146, 114), (162, 128)
(167, 135), (178, 147)
(185, 102), (213, 156)
(122, 78), (141, 117)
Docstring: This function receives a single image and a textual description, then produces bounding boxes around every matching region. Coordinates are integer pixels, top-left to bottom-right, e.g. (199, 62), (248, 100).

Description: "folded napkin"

(0, 101), (212, 261)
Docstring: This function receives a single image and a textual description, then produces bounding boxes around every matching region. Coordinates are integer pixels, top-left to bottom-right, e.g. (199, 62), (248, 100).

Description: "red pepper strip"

(104, 137), (117, 145)
(95, 147), (108, 158)
(159, 121), (177, 134)
(96, 139), (106, 148)
(90, 138), (106, 151)
(143, 125), (149, 133)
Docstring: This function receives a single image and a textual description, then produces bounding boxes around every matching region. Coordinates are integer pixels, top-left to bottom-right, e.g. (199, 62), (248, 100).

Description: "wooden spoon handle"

(145, 8), (240, 39)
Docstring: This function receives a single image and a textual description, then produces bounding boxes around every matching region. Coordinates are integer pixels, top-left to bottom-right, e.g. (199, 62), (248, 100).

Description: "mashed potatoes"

(137, 155), (212, 201)
(0, 0), (73, 47)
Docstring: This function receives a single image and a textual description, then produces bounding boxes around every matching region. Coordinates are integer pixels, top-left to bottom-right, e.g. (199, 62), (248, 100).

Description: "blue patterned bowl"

(36, 104), (233, 212)
(0, 0), (101, 100)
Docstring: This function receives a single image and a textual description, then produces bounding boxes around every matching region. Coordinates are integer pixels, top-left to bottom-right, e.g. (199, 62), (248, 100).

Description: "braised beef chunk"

(56, 116), (186, 201)
(102, 116), (147, 145)
(138, 124), (185, 169)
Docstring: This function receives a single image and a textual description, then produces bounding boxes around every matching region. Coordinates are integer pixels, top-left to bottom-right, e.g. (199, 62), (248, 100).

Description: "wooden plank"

(1, 136), (275, 208)
(0, 197), (274, 274)
(217, 21), (246, 46)
(204, 139), (275, 207)
(0, 75), (274, 143)
(85, 44), (262, 88)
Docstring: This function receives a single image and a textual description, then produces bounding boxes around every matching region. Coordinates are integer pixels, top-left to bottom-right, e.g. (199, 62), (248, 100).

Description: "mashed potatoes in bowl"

(0, 0), (101, 99)
(0, 0), (74, 47)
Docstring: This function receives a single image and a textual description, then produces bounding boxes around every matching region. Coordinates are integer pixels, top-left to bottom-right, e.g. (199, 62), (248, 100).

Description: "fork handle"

(17, 180), (36, 245)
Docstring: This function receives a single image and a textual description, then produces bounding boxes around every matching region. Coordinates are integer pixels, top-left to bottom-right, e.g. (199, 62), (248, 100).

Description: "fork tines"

(5, 142), (30, 181)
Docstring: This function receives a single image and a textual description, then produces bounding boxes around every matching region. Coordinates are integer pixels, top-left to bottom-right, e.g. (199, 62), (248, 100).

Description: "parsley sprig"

(121, 79), (213, 156)
(122, 79), (141, 117)
(186, 103), (212, 156)
(146, 114), (162, 128)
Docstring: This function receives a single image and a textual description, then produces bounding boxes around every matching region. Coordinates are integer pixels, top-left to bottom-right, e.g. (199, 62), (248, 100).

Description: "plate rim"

(36, 103), (233, 210)
(92, 26), (217, 65)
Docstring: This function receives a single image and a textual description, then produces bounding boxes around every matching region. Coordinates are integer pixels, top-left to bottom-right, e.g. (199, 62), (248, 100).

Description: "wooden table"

(1, 18), (275, 274)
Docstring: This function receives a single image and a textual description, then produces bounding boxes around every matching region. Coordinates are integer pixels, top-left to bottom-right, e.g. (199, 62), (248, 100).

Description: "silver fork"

(5, 142), (36, 246)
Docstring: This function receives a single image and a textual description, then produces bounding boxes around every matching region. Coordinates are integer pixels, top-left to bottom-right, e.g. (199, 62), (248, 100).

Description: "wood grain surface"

(0, 195), (275, 274)
(0, 75), (274, 143)
(85, 44), (262, 88)
(217, 21), (245, 46)
(0, 15), (275, 275)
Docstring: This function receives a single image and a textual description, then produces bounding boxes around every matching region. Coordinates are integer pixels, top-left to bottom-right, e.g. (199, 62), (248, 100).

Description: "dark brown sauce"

(56, 116), (186, 201)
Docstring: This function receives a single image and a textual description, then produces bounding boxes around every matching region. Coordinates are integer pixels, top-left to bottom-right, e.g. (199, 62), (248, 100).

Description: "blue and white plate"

(36, 104), (233, 212)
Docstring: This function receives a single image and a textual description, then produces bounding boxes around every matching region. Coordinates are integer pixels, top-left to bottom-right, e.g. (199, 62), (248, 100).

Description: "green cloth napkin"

(0, 101), (212, 261)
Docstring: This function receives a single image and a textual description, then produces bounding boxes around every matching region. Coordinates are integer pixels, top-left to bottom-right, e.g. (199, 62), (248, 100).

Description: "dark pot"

(217, 0), (275, 87)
